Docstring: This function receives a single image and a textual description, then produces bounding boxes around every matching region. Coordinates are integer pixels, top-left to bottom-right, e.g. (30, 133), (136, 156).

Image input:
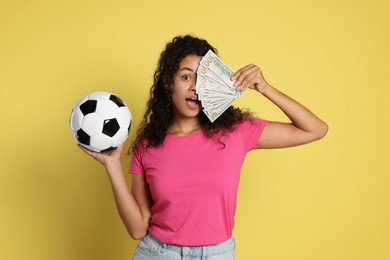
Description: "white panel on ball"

(90, 133), (113, 151)
(116, 108), (132, 128)
(95, 99), (119, 119)
(111, 128), (129, 147)
(82, 113), (104, 136)
(88, 92), (110, 100)
(70, 108), (83, 132)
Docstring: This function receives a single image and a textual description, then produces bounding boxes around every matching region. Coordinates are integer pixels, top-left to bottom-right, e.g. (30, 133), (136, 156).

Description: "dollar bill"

(196, 64), (221, 83)
(199, 50), (236, 90)
(196, 74), (238, 97)
(203, 99), (232, 122)
(195, 50), (245, 122)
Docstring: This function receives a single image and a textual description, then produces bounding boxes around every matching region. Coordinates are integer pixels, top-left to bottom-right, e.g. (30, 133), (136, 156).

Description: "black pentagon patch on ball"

(109, 95), (125, 107)
(76, 129), (91, 145)
(100, 146), (117, 153)
(79, 100), (97, 115)
(102, 118), (120, 137)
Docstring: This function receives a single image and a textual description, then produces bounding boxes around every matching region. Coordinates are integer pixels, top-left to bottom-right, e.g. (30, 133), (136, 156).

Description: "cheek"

(171, 83), (186, 97)
(170, 90), (182, 106)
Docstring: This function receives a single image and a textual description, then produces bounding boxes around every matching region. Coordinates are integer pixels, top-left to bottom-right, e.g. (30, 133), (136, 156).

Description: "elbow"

(129, 228), (148, 240)
(315, 122), (329, 140)
(130, 232), (147, 240)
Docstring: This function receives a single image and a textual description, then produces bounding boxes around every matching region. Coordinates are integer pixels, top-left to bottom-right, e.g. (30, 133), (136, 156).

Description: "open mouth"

(185, 98), (200, 107)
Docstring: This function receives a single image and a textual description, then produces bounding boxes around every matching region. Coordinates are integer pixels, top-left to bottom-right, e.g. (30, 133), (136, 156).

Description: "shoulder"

(230, 117), (267, 151)
(131, 139), (149, 156)
(234, 117), (267, 131)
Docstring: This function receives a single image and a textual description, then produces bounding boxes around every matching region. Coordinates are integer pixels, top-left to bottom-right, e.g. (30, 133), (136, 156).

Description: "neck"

(168, 117), (201, 136)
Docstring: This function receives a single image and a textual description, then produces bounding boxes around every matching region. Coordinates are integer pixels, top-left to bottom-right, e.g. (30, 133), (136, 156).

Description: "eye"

(182, 75), (191, 81)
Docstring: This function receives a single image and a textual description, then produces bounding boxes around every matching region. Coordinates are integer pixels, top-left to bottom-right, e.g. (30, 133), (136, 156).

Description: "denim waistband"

(144, 233), (235, 257)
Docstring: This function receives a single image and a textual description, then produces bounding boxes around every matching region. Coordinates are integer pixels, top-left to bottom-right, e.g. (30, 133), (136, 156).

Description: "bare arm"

(232, 64), (328, 149)
(79, 144), (151, 239)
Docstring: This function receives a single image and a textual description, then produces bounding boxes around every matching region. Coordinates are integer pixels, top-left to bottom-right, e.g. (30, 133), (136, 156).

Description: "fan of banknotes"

(196, 50), (245, 122)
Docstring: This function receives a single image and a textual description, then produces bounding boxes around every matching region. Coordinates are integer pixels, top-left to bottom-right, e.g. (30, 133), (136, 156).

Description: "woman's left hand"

(231, 64), (270, 93)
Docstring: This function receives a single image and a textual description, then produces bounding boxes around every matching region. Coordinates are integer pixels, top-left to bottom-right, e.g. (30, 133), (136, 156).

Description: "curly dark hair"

(131, 35), (252, 152)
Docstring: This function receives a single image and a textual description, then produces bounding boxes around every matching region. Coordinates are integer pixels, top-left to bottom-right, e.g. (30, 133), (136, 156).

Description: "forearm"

(105, 162), (149, 239)
(232, 64), (327, 148)
(259, 84), (328, 138)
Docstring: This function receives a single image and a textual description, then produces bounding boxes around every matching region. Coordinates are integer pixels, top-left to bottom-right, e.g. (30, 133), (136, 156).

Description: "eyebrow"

(179, 67), (195, 73)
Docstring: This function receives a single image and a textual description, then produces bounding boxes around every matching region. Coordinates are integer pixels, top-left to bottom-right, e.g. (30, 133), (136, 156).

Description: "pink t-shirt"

(129, 118), (267, 246)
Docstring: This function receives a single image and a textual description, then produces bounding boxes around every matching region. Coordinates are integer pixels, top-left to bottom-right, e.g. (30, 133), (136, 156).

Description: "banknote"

(199, 50), (236, 90)
(196, 74), (239, 97)
(195, 50), (244, 122)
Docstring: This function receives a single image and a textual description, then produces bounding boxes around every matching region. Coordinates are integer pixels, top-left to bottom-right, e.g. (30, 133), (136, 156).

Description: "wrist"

(257, 82), (272, 94)
(105, 159), (123, 174)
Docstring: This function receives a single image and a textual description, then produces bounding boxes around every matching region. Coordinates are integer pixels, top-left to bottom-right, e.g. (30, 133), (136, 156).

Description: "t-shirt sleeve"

(128, 145), (145, 175)
(238, 117), (267, 152)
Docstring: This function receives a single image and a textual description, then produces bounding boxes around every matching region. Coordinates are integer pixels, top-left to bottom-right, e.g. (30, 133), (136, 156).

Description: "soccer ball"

(69, 91), (132, 153)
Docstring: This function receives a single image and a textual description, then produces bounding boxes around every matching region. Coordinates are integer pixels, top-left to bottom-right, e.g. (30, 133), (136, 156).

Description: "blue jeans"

(133, 234), (236, 260)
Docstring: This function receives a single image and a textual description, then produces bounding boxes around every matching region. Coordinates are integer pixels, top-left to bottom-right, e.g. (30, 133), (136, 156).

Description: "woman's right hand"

(78, 144), (124, 168)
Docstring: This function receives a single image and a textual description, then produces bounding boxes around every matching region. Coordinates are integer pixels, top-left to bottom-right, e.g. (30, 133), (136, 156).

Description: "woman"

(80, 35), (328, 259)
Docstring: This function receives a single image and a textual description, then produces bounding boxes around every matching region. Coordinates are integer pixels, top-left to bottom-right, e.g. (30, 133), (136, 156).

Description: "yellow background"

(1, 0), (389, 259)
